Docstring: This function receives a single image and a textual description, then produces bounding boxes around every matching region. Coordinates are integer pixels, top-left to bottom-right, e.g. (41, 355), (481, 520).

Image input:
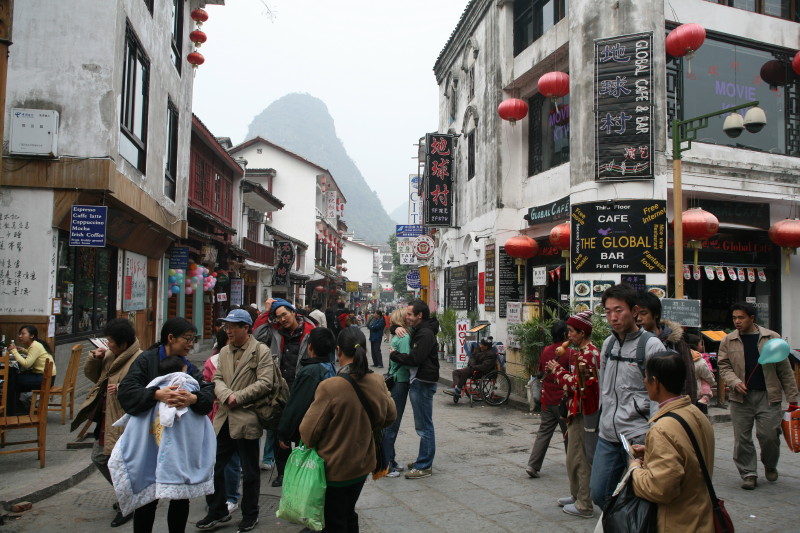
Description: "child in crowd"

(685, 333), (716, 414)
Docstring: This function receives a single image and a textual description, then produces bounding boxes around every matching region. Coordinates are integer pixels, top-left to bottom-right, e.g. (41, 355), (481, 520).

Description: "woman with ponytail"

(300, 327), (396, 532)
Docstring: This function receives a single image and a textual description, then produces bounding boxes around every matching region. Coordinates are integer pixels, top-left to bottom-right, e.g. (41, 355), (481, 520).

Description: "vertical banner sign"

(408, 174), (423, 224)
(69, 205), (107, 247)
(484, 243), (496, 312)
(498, 246), (523, 318)
(595, 32), (653, 181)
(272, 241), (295, 286)
(423, 133), (454, 226)
(230, 278), (244, 306)
(478, 272), (485, 304)
(123, 251), (147, 311)
(326, 191), (337, 220)
(456, 318), (471, 369)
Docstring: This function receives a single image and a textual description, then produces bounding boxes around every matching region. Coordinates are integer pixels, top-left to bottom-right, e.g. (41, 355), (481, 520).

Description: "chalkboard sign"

(661, 298), (702, 328)
(485, 244), (496, 312)
(449, 265), (468, 310)
(595, 32), (653, 181)
(499, 246), (523, 318)
(572, 200), (666, 273)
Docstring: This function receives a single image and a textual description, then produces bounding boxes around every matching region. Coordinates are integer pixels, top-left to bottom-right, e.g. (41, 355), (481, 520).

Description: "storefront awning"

(244, 259), (272, 270)
(468, 324), (489, 333)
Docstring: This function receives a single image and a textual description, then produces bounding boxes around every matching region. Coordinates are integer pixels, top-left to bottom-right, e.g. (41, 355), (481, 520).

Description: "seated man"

(444, 338), (498, 397)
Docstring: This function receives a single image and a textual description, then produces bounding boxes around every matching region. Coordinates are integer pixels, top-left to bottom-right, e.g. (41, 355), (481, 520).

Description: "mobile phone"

(620, 433), (634, 459)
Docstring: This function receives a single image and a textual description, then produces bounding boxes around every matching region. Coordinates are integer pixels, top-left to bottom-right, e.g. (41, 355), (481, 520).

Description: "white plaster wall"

(342, 241), (376, 285)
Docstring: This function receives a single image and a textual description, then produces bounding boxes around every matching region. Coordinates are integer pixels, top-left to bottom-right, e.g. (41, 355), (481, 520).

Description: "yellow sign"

(346, 281), (359, 292)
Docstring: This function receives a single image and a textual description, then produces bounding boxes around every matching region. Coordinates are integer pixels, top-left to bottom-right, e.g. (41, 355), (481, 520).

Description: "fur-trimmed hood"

(658, 319), (684, 345)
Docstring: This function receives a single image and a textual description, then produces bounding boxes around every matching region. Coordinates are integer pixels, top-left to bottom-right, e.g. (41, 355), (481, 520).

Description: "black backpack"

(603, 330), (655, 378)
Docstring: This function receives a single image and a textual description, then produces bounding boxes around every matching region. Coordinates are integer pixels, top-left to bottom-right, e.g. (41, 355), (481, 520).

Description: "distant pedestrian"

(685, 333), (716, 415)
(368, 311), (385, 368)
(310, 302), (327, 329)
(717, 302), (798, 490)
(525, 320), (569, 479)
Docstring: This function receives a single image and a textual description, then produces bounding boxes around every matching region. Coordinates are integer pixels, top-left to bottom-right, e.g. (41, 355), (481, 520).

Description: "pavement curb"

(1, 462), (96, 512)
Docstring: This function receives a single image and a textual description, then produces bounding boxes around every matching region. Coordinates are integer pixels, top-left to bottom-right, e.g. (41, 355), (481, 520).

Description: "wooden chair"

(0, 359), (53, 468)
(0, 353), (10, 443)
(48, 344), (83, 424)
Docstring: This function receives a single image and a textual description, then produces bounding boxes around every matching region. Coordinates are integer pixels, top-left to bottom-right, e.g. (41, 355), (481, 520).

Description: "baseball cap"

(479, 338), (493, 347)
(219, 309), (253, 326)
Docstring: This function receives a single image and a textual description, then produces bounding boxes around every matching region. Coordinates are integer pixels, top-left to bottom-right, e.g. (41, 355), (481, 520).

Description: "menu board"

(498, 246), (523, 318)
(595, 32), (653, 181)
(484, 243), (496, 312)
(449, 265), (468, 310)
(571, 200), (666, 273)
(661, 298), (702, 328)
(423, 133), (455, 226)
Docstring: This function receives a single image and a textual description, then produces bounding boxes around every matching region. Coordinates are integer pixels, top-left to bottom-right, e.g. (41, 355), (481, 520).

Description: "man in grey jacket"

(590, 284), (664, 510)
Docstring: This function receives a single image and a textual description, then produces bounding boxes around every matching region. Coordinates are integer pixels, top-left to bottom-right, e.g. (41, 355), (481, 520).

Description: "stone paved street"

(4, 376), (799, 533)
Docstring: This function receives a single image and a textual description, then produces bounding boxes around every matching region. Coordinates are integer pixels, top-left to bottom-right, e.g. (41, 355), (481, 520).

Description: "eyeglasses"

(180, 335), (197, 343)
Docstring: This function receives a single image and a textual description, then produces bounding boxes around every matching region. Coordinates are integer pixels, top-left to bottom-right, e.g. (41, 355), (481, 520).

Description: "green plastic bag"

(276, 443), (326, 531)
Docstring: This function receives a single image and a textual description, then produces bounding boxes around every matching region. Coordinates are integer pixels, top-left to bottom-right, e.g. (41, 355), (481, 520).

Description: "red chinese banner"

(478, 272), (485, 304)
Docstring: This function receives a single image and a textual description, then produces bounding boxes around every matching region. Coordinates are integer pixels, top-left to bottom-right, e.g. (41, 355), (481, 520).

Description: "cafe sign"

(571, 200), (666, 273)
(526, 195), (570, 225)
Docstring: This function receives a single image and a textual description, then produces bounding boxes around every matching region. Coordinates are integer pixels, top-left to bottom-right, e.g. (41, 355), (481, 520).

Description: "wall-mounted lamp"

(474, 234), (492, 242)
(446, 259), (461, 265)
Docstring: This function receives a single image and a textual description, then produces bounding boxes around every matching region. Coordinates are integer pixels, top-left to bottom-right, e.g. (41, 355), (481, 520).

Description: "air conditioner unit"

(9, 108), (59, 157)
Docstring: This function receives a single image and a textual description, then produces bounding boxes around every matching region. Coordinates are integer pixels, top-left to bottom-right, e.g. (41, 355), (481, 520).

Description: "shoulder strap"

(603, 336), (617, 360)
(661, 412), (718, 502)
(339, 374), (376, 428)
(636, 331), (655, 377)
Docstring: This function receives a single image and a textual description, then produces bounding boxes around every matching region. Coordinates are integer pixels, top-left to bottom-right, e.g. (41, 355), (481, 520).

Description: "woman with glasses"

(118, 317), (215, 533)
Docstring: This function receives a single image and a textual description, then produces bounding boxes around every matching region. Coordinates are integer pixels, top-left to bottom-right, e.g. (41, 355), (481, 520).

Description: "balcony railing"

(242, 238), (274, 265)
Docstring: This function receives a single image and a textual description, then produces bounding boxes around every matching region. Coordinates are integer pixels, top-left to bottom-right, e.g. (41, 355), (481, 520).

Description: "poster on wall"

(498, 246), (523, 318)
(484, 243), (496, 312)
(449, 265), (468, 310)
(423, 133), (454, 226)
(595, 32), (654, 181)
(123, 251), (147, 311)
(230, 278), (244, 306)
(571, 200), (666, 273)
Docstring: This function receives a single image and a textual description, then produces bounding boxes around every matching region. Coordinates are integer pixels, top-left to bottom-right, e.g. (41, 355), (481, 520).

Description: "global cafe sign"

(571, 199), (666, 273)
(526, 195), (570, 225)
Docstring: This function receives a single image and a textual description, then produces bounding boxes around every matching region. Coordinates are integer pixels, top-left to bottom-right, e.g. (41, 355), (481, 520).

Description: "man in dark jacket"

(389, 299), (439, 479)
(443, 338), (497, 396)
(367, 311), (385, 368)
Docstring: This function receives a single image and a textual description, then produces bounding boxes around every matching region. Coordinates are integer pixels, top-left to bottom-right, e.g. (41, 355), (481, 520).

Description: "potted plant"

(436, 307), (458, 362)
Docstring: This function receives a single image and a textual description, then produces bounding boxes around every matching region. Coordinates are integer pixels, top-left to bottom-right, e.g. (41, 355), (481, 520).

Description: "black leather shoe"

(271, 474), (284, 487)
(110, 511), (133, 527)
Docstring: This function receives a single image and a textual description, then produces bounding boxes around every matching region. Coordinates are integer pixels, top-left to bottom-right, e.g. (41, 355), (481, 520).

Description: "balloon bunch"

(167, 263), (218, 296)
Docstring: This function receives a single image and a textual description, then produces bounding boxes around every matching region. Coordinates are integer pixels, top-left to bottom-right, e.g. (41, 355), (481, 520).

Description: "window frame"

(170, 0), (183, 73)
(120, 23), (150, 173)
(164, 100), (179, 200)
(528, 92), (571, 176)
(704, 0), (798, 20)
(513, 0), (568, 56)
(467, 129), (476, 180)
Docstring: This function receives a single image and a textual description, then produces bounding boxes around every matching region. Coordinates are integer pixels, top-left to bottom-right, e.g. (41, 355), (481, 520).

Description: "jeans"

(91, 440), (113, 486)
(224, 451), (241, 504)
(729, 390), (783, 479)
(526, 404), (568, 472)
(323, 478), (366, 533)
(206, 422), (260, 520)
(370, 340), (383, 367)
(133, 499), (189, 533)
(382, 381), (409, 469)
(408, 380), (436, 470)
(590, 436), (633, 509)
(262, 429), (275, 464)
(16, 372), (55, 392)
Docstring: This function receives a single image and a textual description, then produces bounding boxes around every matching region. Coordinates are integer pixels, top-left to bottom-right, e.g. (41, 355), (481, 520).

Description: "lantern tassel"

(785, 247), (792, 275)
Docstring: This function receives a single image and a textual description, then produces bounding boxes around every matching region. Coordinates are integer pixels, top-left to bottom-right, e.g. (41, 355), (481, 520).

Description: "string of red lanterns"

(549, 222), (571, 281)
(665, 23), (706, 73)
(497, 98), (528, 125)
(188, 9), (209, 69)
(504, 234), (539, 283)
(537, 72), (570, 112)
(682, 208), (719, 269)
(768, 218), (800, 274)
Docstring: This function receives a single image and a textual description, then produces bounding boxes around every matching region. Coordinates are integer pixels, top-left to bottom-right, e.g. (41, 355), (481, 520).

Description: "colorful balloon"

(171, 285), (180, 294)
(168, 269), (176, 276)
(758, 338), (790, 364)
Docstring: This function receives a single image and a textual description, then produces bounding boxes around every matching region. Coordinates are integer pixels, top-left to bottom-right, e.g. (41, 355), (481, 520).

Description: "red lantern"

(191, 8), (209, 25)
(537, 72), (570, 100)
(190, 30), (207, 47)
(314, 285), (325, 293)
(549, 222), (570, 251)
(504, 235), (539, 283)
(682, 208), (719, 269)
(768, 218), (800, 273)
(187, 51), (205, 68)
(665, 23), (706, 58)
(760, 60), (786, 89)
(793, 51), (800, 76)
(497, 98), (528, 125)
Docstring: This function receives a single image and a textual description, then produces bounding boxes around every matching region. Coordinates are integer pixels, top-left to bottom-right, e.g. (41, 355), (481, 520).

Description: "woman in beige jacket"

(300, 327), (396, 533)
(72, 318), (142, 527)
(630, 352), (715, 533)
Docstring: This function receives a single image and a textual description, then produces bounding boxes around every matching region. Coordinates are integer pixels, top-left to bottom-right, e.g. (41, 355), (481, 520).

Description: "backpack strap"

(339, 374), (376, 428)
(603, 330), (655, 378)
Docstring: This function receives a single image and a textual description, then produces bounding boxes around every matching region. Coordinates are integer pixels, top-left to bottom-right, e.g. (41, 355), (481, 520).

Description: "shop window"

(120, 23), (149, 173)
(513, 0), (568, 56)
(467, 67), (475, 101)
(467, 129), (476, 180)
(191, 155), (206, 204)
(170, 0), (183, 73)
(214, 173), (223, 213)
(55, 235), (116, 339)
(668, 32), (797, 157)
(164, 100), (179, 200)
(247, 215), (259, 241)
(528, 93), (570, 176)
(703, 0), (797, 20)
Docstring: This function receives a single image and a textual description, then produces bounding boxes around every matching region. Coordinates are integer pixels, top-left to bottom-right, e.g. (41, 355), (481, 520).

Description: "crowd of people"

(41, 282), (796, 533)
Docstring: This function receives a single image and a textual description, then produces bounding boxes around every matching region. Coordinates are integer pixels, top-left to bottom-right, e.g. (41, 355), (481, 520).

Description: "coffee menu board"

(484, 243), (496, 312)
(595, 31), (653, 181)
(572, 200), (667, 273)
(498, 246), (523, 318)
(449, 264), (468, 310)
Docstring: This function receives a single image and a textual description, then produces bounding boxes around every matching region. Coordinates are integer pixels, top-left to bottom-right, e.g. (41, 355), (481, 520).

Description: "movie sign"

(423, 133), (454, 226)
(595, 32), (654, 181)
(571, 200), (666, 273)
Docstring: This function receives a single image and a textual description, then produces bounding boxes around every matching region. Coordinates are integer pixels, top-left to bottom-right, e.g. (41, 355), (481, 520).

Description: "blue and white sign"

(406, 269), (421, 289)
(396, 224), (426, 238)
(69, 205), (107, 247)
(169, 247), (189, 270)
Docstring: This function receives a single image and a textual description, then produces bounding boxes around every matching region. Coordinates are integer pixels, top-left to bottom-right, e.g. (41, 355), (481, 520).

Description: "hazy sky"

(192, 1), (467, 215)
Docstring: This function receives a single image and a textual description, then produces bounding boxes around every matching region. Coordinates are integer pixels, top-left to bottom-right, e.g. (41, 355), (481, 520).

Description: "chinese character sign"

(272, 241), (295, 286)
(595, 32), (654, 181)
(123, 251), (147, 311)
(423, 133), (455, 226)
(326, 191), (337, 221)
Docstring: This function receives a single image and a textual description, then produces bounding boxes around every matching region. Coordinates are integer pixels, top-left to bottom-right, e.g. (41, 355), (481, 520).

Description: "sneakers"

(271, 474), (284, 487)
(765, 468), (779, 482)
(386, 470), (401, 478)
(226, 500), (239, 514)
(741, 476), (757, 490)
(392, 464), (405, 472)
(525, 467), (539, 478)
(407, 462), (417, 470)
(443, 387), (460, 397)
(260, 461), (274, 471)
(195, 513), (232, 530)
(237, 517), (259, 532)
(563, 503), (594, 518)
(557, 496), (575, 507)
(405, 468), (432, 479)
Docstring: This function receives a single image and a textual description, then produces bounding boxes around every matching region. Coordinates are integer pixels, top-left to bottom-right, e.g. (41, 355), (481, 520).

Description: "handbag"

(276, 442), (326, 531)
(339, 373), (390, 479)
(383, 367), (396, 392)
(663, 412), (734, 533)
(781, 409), (800, 453)
(244, 347), (289, 430)
(601, 466), (657, 533)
